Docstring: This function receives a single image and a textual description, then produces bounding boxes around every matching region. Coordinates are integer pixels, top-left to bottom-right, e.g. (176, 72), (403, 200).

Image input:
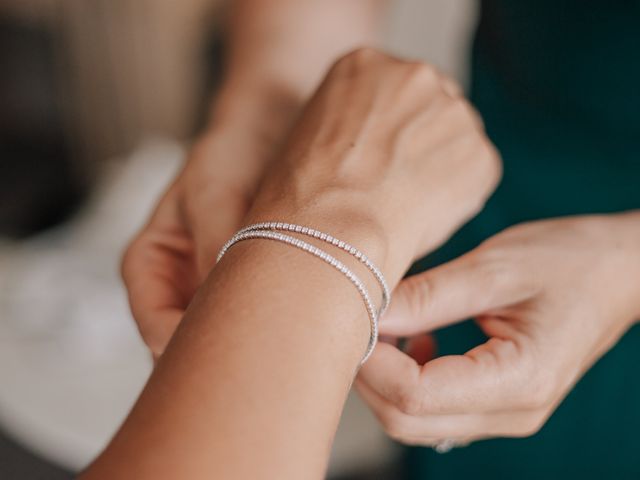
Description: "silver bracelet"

(217, 229), (380, 364)
(233, 222), (390, 316)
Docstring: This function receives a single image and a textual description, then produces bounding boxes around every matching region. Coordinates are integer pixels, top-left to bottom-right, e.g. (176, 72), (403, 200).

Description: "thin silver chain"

(233, 222), (390, 316)
(217, 229), (378, 365)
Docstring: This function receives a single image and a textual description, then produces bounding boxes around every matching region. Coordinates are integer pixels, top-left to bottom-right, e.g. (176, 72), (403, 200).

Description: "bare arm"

(87, 232), (374, 479)
(83, 49), (501, 479)
(123, 1), (390, 358)
(215, 0), (389, 124)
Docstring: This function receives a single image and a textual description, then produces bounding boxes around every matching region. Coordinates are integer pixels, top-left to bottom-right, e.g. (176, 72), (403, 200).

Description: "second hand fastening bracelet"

(216, 224), (390, 365)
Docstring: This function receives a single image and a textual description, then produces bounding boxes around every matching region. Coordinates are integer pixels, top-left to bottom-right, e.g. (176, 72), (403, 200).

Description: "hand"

(356, 212), (640, 446)
(246, 48), (501, 286)
(122, 91), (299, 359)
(89, 48), (502, 480)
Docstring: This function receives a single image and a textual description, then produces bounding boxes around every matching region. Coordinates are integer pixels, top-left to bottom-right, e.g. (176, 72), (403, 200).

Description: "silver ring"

(433, 439), (457, 454)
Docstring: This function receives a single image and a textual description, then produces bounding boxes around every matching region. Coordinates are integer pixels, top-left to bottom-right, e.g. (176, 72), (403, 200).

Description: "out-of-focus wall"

(385, 0), (477, 85)
(56, 0), (218, 159)
(0, 0), (476, 167)
(1, 0), (219, 163)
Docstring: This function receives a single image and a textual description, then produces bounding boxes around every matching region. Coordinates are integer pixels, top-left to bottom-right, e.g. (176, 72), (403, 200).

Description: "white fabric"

(0, 140), (182, 470)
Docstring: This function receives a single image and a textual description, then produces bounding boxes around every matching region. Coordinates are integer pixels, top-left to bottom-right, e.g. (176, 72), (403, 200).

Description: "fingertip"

(136, 308), (184, 358)
(377, 278), (436, 337)
(358, 342), (421, 401)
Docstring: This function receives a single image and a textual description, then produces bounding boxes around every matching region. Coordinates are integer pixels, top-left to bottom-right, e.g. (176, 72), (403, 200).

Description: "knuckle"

(407, 62), (439, 85)
(401, 274), (433, 321)
(484, 143), (503, 186)
(469, 248), (516, 289)
(515, 413), (547, 437)
(462, 139), (502, 215)
(471, 246), (534, 299)
(447, 97), (476, 122)
(520, 370), (557, 409)
(393, 383), (424, 416)
(442, 76), (463, 97)
(335, 46), (382, 69)
(378, 410), (413, 442)
(480, 138), (502, 172)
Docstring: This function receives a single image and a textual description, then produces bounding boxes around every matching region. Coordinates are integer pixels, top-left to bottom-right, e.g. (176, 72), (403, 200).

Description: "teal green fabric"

(406, 1), (640, 478)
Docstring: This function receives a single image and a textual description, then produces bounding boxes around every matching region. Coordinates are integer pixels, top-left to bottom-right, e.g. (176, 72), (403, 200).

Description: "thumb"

(379, 249), (528, 336)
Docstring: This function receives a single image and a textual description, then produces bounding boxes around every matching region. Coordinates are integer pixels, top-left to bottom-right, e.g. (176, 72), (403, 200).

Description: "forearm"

(92, 48), (500, 478)
(212, 0), (388, 128)
(82, 216), (382, 479)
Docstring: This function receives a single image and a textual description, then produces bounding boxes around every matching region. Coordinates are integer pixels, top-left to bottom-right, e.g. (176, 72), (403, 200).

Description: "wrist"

(189, 82), (303, 185)
(207, 80), (302, 144)
(245, 186), (407, 289)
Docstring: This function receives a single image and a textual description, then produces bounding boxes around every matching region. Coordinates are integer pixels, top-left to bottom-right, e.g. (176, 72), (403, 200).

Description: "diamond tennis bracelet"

(233, 222), (390, 316)
(217, 225), (389, 365)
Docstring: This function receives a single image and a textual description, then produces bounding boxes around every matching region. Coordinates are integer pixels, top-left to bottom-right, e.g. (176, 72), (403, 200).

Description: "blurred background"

(0, 1), (475, 478)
